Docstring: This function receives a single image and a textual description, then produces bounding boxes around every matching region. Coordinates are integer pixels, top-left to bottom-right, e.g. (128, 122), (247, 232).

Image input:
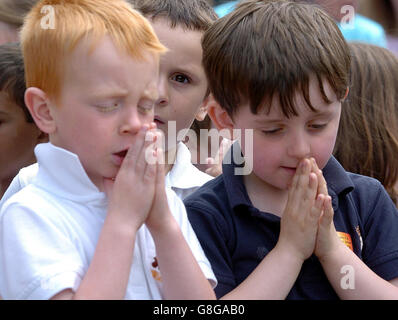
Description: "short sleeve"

(0, 203), (84, 299)
(165, 188), (217, 288)
(185, 202), (237, 298)
(361, 185), (398, 280)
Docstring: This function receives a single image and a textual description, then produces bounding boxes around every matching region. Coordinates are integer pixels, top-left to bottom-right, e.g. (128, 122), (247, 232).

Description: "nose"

(155, 76), (169, 107)
(119, 106), (142, 135)
(286, 129), (311, 160)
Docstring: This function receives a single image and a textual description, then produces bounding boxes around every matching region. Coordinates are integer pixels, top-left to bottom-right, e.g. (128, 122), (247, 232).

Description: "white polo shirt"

(0, 143), (216, 300)
(0, 163), (38, 208)
(166, 142), (213, 200)
(0, 142), (212, 206)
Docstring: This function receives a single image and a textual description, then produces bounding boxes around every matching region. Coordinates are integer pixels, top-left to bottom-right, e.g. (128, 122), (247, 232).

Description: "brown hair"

(128, 0), (218, 31)
(0, 42), (32, 122)
(0, 0), (39, 26)
(358, 0), (398, 36)
(202, 0), (351, 118)
(334, 42), (398, 205)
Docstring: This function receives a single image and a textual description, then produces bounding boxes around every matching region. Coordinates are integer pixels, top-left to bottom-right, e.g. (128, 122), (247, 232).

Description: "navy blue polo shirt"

(184, 144), (398, 299)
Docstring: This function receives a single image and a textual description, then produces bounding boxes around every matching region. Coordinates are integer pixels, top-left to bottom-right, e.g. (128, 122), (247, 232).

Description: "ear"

(206, 94), (234, 131)
(195, 104), (207, 121)
(342, 86), (349, 101)
(25, 87), (57, 134)
(195, 98), (208, 122)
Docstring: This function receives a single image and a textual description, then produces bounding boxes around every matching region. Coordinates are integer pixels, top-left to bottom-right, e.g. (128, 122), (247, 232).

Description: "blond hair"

(20, 0), (166, 101)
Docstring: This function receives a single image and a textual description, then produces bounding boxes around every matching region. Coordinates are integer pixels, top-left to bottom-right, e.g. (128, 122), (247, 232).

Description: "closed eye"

(96, 102), (121, 113)
(309, 123), (327, 130)
(262, 128), (283, 135)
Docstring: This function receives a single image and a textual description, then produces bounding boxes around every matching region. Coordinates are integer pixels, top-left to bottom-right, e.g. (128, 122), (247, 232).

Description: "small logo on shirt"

(151, 257), (162, 282)
(337, 232), (353, 251)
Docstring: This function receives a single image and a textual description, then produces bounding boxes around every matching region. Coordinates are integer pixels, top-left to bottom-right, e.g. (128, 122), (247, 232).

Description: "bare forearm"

(150, 216), (216, 300)
(319, 243), (398, 299)
(73, 214), (137, 300)
(221, 245), (304, 300)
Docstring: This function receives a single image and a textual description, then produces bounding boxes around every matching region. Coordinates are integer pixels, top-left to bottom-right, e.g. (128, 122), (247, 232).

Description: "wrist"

(273, 241), (306, 267)
(146, 210), (179, 239)
(106, 207), (143, 234)
(317, 239), (347, 265)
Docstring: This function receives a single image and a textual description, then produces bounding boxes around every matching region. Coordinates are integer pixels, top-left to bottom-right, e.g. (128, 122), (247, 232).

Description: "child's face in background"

(0, 91), (41, 183)
(151, 18), (208, 151)
(48, 36), (159, 191)
(235, 77), (342, 191)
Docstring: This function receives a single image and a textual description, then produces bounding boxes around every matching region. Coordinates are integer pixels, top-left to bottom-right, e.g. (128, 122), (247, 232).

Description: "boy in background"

(185, 0), (398, 299)
(0, 0), (216, 300)
(131, 0), (219, 199)
(0, 42), (46, 198)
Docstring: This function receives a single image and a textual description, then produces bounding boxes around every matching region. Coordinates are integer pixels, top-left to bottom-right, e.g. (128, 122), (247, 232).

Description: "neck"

(243, 172), (289, 217)
(164, 145), (177, 175)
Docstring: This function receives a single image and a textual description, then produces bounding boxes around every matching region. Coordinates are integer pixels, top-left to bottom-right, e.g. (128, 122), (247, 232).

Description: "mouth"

(281, 166), (297, 174)
(154, 116), (165, 125)
(112, 149), (129, 166)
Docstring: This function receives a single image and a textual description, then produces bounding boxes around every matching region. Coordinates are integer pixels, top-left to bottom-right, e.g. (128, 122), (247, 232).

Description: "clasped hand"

(278, 158), (341, 263)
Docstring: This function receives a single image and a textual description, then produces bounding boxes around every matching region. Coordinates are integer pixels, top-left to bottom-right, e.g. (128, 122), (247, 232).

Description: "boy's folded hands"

(278, 157), (342, 262)
(104, 122), (171, 233)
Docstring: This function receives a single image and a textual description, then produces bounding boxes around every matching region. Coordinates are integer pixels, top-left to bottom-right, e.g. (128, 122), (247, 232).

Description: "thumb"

(319, 196), (334, 227)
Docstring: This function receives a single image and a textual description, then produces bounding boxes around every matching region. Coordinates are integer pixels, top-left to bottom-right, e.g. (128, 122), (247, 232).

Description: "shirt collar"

(222, 143), (355, 212)
(322, 156), (355, 210)
(34, 142), (107, 204)
(222, 142), (254, 210)
(166, 142), (213, 190)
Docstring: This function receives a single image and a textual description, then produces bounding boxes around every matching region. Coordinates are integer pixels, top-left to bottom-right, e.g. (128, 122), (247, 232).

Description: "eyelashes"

(95, 102), (154, 113)
(261, 123), (328, 135)
(96, 103), (120, 113)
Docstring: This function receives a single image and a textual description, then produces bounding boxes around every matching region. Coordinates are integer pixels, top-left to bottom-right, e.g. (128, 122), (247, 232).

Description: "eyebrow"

(94, 88), (129, 98)
(254, 109), (335, 124)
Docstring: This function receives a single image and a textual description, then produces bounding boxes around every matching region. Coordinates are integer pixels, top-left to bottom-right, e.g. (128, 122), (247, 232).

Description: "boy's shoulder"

(0, 163), (39, 209)
(183, 156), (246, 220)
(184, 173), (226, 205)
(0, 182), (66, 233)
(323, 156), (397, 221)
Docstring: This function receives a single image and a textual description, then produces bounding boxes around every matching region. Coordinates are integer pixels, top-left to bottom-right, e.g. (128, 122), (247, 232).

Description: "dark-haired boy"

(185, 0), (398, 299)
